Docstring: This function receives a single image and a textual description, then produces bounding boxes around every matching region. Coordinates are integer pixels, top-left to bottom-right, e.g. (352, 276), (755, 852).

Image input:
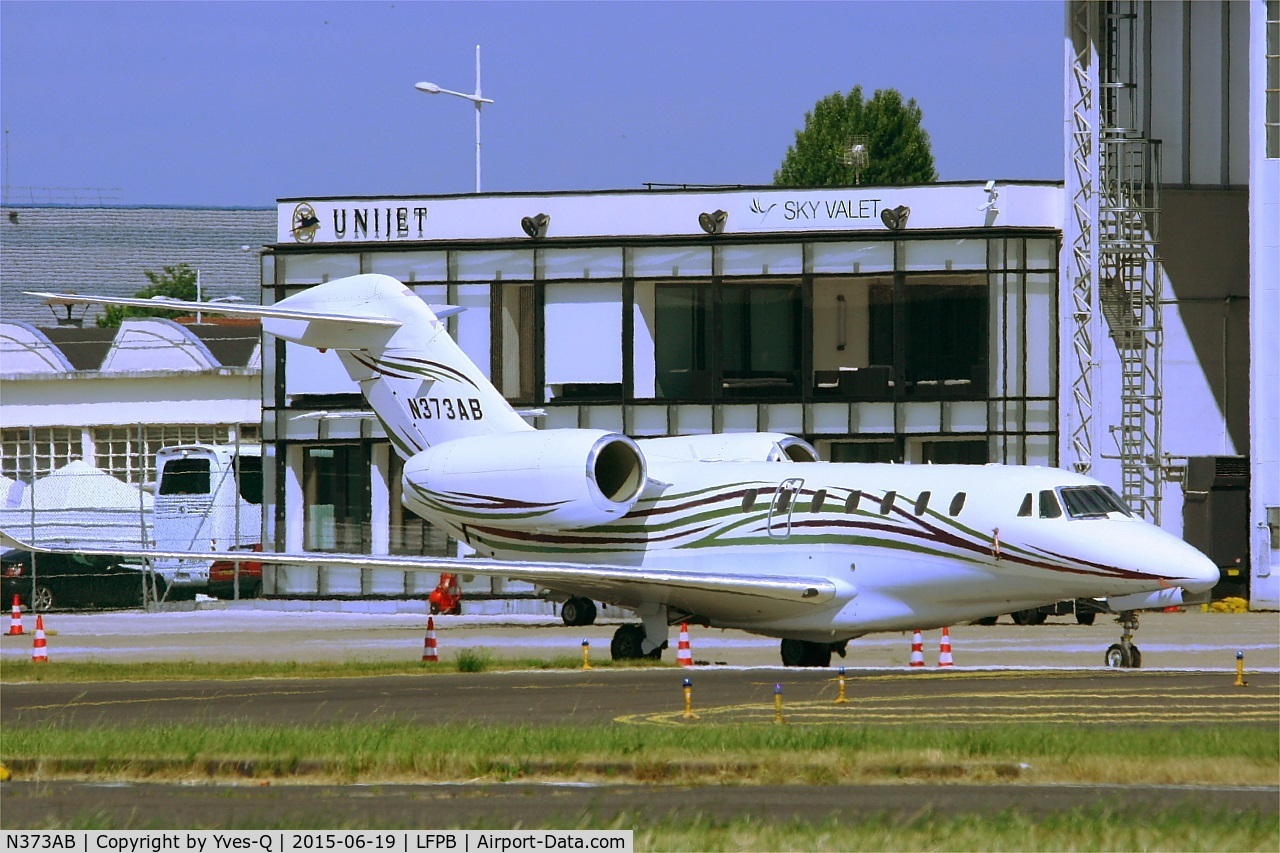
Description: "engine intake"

(402, 430), (647, 531)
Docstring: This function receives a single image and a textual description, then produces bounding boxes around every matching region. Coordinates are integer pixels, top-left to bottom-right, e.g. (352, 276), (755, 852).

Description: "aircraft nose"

(1163, 537), (1220, 593)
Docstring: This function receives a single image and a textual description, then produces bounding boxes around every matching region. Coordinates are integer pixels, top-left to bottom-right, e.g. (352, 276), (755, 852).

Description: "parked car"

(206, 544), (263, 599)
(1, 548), (152, 611)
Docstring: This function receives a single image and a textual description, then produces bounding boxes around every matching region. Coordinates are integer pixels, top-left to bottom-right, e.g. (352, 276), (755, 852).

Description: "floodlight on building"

(521, 213), (550, 238)
(979, 181), (1000, 214)
(881, 205), (910, 231)
(698, 209), (728, 235)
(415, 45), (494, 193)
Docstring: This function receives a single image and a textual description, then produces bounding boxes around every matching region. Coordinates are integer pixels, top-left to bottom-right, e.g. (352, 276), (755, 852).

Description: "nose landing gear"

(1104, 610), (1142, 668)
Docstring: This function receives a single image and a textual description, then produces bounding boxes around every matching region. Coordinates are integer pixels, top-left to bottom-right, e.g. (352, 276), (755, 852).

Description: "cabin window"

(845, 490), (862, 513)
(811, 489), (827, 513)
(1038, 489), (1062, 519)
(1017, 493), (1033, 517)
(949, 492), (967, 516)
(159, 458), (211, 496)
(741, 488), (758, 512)
(1060, 485), (1133, 519)
(1101, 486), (1133, 517)
(775, 489), (793, 514)
(879, 491), (896, 514)
(913, 490), (931, 516)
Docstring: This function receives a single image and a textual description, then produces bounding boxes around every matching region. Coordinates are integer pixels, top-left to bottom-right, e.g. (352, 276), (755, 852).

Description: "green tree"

(97, 263), (199, 327)
(773, 86), (937, 187)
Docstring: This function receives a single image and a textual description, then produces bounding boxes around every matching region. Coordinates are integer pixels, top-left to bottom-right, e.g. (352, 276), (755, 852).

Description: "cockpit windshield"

(1058, 485), (1133, 519)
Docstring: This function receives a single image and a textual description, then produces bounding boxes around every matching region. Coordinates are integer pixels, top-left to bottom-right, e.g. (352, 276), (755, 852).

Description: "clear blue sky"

(0, 1), (1064, 206)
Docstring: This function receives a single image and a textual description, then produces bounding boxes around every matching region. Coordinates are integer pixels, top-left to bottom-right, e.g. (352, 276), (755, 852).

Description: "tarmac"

(1, 602), (1276, 671)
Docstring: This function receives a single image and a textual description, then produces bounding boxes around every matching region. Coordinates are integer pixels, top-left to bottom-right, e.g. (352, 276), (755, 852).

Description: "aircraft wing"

(0, 532), (838, 622)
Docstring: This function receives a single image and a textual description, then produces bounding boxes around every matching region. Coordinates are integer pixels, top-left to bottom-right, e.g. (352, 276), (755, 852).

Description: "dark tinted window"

(845, 491), (862, 513)
(879, 491), (896, 515)
(949, 492), (967, 516)
(811, 489), (826, 513)
(1038, 489), (1062, 519)
(159, 458), (211, 496)
(236, 455), (263, 505)
(1061, 486), (1132, 518)
(741, 489), (758, 512)
(1017, 493), (1033, 517)
(914, 490), (931, 516)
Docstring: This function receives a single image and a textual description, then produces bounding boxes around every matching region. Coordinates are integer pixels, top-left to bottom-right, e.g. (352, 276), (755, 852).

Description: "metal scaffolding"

(1065, 0), (1165, 523)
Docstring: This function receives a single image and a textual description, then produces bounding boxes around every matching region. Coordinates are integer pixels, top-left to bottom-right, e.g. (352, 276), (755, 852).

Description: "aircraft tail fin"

(269, 275), (532, 455)
(29, 274), (533, 456)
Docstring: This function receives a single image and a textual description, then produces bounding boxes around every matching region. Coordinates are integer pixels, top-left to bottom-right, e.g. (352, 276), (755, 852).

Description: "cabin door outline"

(768, 478), (804, 539)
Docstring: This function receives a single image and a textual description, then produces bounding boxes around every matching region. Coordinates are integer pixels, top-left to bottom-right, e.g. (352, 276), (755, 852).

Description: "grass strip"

(7, 806), (1277, 850)
(3, 721), (1275, 786)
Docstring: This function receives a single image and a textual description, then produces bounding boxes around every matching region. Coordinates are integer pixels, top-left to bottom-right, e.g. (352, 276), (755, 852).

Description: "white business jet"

(12, 274), (1218, 668)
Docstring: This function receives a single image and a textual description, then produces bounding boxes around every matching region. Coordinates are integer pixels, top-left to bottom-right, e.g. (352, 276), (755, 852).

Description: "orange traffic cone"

(938, 627), (954, 667)
(677, 623), (693, 667)
(8, 595), (22, 636)
(909, 629), (925, 667)
(31, 615), (47, 663)
(422, 616), (439, 662)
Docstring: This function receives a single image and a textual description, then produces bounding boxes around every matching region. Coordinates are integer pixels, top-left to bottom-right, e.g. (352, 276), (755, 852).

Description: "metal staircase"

(1097, 0), (1164, 524)
(1066, 1), (1165, 523)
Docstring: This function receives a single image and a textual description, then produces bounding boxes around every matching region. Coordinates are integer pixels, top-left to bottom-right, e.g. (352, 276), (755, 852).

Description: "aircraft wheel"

(1105, 643), (1131, 668)
(1128, 645), (1142, 668)
(1012, 608), (1046, 626)
(561, 597), (597, 627)
(780, 639), (832, 668)
(610, 624), (658, 660)
(974, 615), (999, 626)
(31, 585), (54, 612)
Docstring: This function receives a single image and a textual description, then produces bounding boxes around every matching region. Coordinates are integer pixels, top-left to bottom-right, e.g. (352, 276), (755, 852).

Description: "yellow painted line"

(616, 700), (1278, 726)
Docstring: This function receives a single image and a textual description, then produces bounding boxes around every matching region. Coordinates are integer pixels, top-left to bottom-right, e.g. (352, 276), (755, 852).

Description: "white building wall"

(1248, 0), (1279, 609)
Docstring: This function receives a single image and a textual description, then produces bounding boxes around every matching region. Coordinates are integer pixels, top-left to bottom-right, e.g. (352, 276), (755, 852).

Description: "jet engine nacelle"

(638, 432), (819, 463)
(401, 429), (647, 531)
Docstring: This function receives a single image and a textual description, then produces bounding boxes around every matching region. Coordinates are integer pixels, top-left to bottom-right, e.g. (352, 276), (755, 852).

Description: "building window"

(812, 276), (894, 399)
(720, 282), (801, 398)
(912, 438), (988, 465)
(93, 424), (259, 486)
(303, 445), (369, 552)
(1268, 0), (1279, 158)
(0, 427), (82, 482)
(652, 281), (801, 401)
(904, 273), (987, 396)
(494, 281), (538, 405)
(654, 283), (714, 399)
(824, 440), (896, 463)
(388, 452), (452, 557)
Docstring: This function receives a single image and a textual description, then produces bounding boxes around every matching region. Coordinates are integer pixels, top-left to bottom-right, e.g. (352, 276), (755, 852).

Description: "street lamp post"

(415, 44), (493, 193)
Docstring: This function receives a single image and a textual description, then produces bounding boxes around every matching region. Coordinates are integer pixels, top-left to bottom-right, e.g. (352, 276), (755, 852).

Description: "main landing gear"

(609, 603), (671, 661)
(1105, 610), (1143, 668)
(780, 639), (847, 668)
(560, 597), (597, 627)
(610, 624), (664, 660)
